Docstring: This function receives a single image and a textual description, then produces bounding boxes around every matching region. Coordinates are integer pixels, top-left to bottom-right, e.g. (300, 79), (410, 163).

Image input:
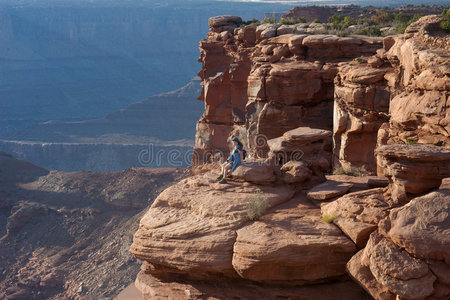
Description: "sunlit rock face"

(194, 16), (383, 166)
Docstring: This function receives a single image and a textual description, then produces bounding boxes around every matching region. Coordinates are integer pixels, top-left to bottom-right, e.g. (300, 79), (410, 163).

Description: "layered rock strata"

(379, 15), (450, 146)
(194, 16), (383, 165)
(333, 15), (449, 172)
(130, 172), (363, 298)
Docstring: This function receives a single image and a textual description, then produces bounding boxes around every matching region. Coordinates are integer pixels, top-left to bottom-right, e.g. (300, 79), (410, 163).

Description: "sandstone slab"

(321, 188), (389, 248)
(307, 180), (353, 200)
(376, 144), (450, 204)
(380, 189), (450, 263)
(135, 271), (370, 300)
(232, 194), (356, 284)
(130, 174), (295, 276)
(231, 160), (276, 184)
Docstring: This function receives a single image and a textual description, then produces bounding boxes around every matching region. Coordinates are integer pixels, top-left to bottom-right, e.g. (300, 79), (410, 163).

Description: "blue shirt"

(227, 145), (242, 172)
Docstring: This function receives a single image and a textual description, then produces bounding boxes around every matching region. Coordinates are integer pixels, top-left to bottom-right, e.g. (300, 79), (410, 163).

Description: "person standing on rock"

(217, 137), (245, 183)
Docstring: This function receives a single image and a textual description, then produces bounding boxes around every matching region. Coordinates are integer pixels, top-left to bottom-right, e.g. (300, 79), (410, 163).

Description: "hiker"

(217, 137), (246, 183)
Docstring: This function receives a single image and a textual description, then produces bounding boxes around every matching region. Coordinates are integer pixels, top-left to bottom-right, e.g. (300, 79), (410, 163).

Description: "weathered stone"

(321, 188), (389, 248)
(376, 144), (450, 203)
(130, 174), (295, 276)
(231, 160), (276, 184)
(347, 251), (396, 300)
(381, 189), (450, 263)
(280, 160), (311, 183)
(307, 180), (353, 200)
(232, 195), (356, 285)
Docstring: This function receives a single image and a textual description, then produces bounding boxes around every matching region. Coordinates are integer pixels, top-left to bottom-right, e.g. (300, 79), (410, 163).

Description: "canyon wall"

(0, 140), (193, 172)
(129, 15), (449, 300)
(194, 16), (383, 168)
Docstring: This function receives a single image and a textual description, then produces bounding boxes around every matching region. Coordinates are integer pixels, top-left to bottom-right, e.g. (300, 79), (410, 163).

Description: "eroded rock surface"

(130, 172), (362, 297)
(348, 189), (450, 300)
(376, 144), (450, 204)
(194, 16), (383, 165)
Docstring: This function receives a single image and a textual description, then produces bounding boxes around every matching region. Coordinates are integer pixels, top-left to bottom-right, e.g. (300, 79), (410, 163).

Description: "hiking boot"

(219, 178), (227, 184)
(216, 174), (223, 181)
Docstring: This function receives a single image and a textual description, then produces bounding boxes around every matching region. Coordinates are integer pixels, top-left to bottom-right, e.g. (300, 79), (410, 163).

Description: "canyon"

(129, 13), (450, 300)
(0, 151), (188, 299)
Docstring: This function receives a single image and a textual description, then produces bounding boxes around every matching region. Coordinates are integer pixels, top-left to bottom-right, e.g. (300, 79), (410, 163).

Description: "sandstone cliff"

(130, 15), (450, 300)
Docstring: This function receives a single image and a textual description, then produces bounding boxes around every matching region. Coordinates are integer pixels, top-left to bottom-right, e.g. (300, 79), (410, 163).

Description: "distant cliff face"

(0, 1), (291, 135)
(0, 151), (187, 299)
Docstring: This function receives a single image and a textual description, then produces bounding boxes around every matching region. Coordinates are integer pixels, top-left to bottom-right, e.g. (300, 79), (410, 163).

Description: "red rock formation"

(348, 189), (450, 300)
(333, 15), (449, 172)
(130, 14), (450, 300)
(130, 172), (365, 298)
(194, 17), (383, 165)
(379, 15), (450, 147)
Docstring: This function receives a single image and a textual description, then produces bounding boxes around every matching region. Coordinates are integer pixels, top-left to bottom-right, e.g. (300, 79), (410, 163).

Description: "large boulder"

(130, 173), (295, 276)
(321, 188), (389, 249)
(232, 194), (356, 285)
(208, 15), (242, 33)
(376, 144), (450, 204)
(348, 189), (450, 300)
(268, 127), (332, 174)
(231, 160), (276, 184)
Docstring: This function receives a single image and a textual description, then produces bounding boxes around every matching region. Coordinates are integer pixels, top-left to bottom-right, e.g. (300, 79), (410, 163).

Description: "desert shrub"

(343, 16), (356, 27)
(332, 166), (368, 177)
(405, 137), (417, 145)
(395, 12), (411, 23)
(322, 212), (336, 224)
(246, 193), (267, 221)
(279, 17), (296, 25)
(297, 16), (308, 23)
(243, 18), (260, 26)
(371, 10), (394, 25)
(441, 8), (450, 33)
(394, 13), (424, 34)
(357, 25), (382, 36)
(263, 17), (276, 24)
(354, 56), (367, 63)
(328, 14), (344, 24)
(312, 18), (321, 23)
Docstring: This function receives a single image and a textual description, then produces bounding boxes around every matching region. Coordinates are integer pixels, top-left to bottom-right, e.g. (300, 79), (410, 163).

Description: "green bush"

(441, 20), (450, 33)
(396, 22), (409, 34)
(357, 26), (382, 36)
(395, 12), (411, 23)
(328, 14), (344, 24)
(405, 138), (417, 145)
(243, 18), (260, 26)
(246, 193), (267, 221)
(263, 17), (276, 24)
(312, 18), (321, 23)
(332, 165), (368, 177)
(343, 16), (356, 27)
(441, 8), (450, 33)
(297, 16), (308, 23)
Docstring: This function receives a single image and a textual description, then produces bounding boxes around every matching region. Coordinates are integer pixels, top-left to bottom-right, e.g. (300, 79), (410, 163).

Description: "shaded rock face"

(194, 17), (383, 165)
(129, 14), (450, 300)
(333, 63), (390, 172)
(0, 153), (187, 300)
(333, 15), (449, 172)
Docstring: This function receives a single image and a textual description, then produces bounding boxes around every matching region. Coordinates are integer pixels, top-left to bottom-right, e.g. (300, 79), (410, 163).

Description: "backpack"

(242, 149), (247, 160)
